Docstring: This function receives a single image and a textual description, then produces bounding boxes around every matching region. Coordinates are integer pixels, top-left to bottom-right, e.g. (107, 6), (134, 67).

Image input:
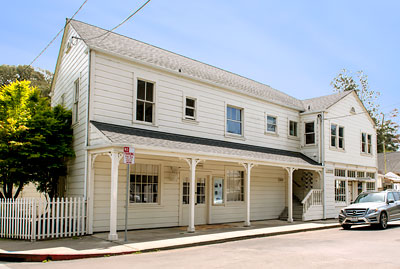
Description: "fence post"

(31, 199), (37, 242)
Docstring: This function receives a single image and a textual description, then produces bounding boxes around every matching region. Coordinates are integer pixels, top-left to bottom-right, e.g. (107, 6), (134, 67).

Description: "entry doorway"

(179, 172), (210, 226)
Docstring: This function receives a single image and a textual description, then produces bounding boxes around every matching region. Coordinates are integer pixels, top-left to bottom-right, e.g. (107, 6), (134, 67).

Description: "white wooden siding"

(89, 52), (301, 152)
(92, 155), (286, 232)
(52, 25), (89, 197)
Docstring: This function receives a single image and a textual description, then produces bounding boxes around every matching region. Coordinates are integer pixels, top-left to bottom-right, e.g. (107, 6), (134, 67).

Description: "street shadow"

(340, 223), (400, 231)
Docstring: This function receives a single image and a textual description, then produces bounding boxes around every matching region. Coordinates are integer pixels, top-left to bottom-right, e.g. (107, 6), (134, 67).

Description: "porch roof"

(90, 121), (321, 169)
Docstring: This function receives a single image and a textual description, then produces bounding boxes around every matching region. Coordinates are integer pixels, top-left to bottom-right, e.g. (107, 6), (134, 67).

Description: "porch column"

(241, 163), (255, 227)
(285, 167), (294, 223)
(108, 151), (122, 241)
(87, 153), (99, 235)
(345, 179), (349, 205)
(184, 158), (201, 233)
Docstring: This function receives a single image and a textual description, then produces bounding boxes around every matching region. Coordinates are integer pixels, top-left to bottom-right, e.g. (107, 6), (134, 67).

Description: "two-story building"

(51, 19), (378, 240)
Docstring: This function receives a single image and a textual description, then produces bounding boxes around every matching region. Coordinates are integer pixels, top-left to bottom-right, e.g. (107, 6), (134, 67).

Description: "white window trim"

(360, 132), (373, 156)
(128, 160), (164, 208)
(265, 113), (278, 136)
(72, 78), (80, 126)
(288, 119), (299, 139)
(304, 121), (316, 146)
(182, 95), (199, 124)
(330, 123), (345, 151)
(225, 103), (245, 140)
(132, 76), (159, 127)
(224, 166), (245, 205)
(334, 179), (346, 204)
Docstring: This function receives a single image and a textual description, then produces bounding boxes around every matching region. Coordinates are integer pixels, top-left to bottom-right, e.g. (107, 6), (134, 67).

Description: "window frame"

(334, 179), (346, 204)
(72, 78), (80, 125)
(225, 104), (244, 138)
(133, 78), (157, 126)
(304, 121), (316, 146)
(330, 124), (345, 150)
(331, 124), (337, 148)
(182, 96), (198, 122)
(338, 126), (345, 149)
(128, 161), (163, 207)
(288, 120), (298, 138)
(225, 168), (245, 203)
(265, 114), (278, 135)
(361, 132), (373, 155)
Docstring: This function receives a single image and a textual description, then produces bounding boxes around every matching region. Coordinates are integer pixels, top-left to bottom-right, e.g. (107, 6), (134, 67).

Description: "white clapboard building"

(51, 19), (378, 240)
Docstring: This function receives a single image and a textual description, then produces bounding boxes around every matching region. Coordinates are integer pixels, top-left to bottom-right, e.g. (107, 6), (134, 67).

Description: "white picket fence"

(0, 197), (87, 241)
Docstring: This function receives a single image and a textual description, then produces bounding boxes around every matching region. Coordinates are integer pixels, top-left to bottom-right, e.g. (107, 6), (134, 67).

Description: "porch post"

(87, 153), (98, 235)
(241, 163), (255, 227)
(108, 151), (122, 241)
(184, 158), (201, 233)
(286, 167), (294, 223)
(345, 179), (349, 205)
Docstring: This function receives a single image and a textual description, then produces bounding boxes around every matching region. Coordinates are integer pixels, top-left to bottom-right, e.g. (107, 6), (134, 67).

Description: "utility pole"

(381, 114), (387, 174)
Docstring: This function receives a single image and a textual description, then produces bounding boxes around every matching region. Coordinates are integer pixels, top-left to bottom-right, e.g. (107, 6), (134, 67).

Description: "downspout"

(83, 48), (92, 199)
(320, 112), (326, 219)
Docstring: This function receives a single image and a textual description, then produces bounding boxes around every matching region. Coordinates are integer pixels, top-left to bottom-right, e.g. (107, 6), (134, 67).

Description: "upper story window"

(136, 80), (154, 123)
(184, 97), (196, 120)
(361, 132), (372, 154)
(305, 122), (315, 145)
(266, 115), (277, 133)
(289, 120), (298, 137)
(73, 79), (79, 124)
(331, 124), (345, 149)
(227, 106), (243, 135)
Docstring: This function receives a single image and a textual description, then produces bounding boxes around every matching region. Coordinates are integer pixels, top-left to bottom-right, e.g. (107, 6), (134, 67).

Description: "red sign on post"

(123, 147), (135, 164)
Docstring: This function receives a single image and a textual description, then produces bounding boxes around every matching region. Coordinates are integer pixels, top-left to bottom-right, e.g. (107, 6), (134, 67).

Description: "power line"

(28, 0), (88, 66)
(324, 102), (400, 121)
(83, 0), (151, 41)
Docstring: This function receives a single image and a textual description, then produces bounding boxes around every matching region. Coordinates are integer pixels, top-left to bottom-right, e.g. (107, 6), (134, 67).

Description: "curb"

(0, 223), (341, 262)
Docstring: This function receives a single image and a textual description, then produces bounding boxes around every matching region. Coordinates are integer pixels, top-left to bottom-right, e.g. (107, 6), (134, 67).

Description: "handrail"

(301, 189), (314, 204)
(301, 189), (323, 214)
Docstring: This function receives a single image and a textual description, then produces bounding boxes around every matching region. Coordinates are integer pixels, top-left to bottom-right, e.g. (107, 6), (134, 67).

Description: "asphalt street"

(2, 223), (400, 269)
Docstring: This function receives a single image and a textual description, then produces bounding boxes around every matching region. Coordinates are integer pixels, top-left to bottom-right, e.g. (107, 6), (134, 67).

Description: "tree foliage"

(331, 69), (399, 153)
(0, 65), (53, 98)
(0, 81), (74, 198)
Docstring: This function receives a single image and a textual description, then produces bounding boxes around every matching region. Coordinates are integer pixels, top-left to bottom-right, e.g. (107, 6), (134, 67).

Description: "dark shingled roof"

(91, 121), (320, 167)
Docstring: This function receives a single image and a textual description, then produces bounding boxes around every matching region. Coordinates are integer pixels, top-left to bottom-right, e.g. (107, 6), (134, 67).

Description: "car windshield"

(354, 193), (385, 203)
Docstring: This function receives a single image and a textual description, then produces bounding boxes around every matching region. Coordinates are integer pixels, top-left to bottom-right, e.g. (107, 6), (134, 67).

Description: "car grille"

(344, 209), (367, 217)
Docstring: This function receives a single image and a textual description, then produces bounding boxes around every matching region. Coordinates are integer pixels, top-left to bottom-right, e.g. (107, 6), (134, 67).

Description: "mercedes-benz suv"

(338, 190), (400, 229)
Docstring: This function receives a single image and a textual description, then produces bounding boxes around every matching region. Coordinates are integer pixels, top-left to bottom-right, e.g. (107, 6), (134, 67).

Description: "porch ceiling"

(90, 121), (321, 169)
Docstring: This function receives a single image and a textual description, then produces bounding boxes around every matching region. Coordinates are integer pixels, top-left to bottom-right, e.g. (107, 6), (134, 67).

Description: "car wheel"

(341, 224), (351, 230)
(379, 212), (388, 229)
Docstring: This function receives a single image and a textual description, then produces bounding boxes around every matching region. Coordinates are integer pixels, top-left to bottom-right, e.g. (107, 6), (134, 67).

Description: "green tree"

(0, 65), (53, 98)
(0, 80), (74, 198)
(331, 69), (399, 153)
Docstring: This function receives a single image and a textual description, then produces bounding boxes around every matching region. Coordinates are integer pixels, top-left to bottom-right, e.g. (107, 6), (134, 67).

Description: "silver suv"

(338, 190), (400, 229)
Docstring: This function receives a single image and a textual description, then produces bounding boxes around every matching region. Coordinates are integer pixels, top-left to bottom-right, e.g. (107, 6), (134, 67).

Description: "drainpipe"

(83, 48), (92, 199)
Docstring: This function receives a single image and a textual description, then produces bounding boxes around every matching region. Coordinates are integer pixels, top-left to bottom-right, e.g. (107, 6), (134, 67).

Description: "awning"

(90, 121), (322, 170)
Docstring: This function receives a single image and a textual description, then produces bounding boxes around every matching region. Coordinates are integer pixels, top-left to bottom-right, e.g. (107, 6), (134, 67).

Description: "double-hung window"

(184, 97), (196, 120)
(266, 115), (277, 133)
(226, 170), (244, 202)
(361, 133), (372, 154)
(130, 163), (160, 204)
(73, 79), (79, 124)
(331, 124), (345, 149)
(305, 122), (315, 145)
(136, 80), (154, 123)
(227, 106), (243, 135)
(289, 120), (298, 137)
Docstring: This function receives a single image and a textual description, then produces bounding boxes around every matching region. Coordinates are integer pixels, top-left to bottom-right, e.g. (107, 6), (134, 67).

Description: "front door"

(180, 173), (209, 226)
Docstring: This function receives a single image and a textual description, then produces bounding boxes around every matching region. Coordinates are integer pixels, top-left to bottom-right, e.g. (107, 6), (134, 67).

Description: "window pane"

(227, 106), (233, 120)
(267, 116), (276, 125)
(137, 80), (146, 100)
(339, 127), (344, 137)
(331, 125), (337, 136)
(236, 108), (241, 121)
(362, 133), (366, 143)
(267, 124), (276, 132)
(146, 82), (154, 102)
(136, 101), (144, 121)
(227, 120), (242, 135)
(290, 121), (297, 136)
(305, 122), (314, 133)
(306, 133), (315, 144)
(145, 103), (153, 122)
(186, 98), (195, 108)
(331, 136), (336, 147)
(339, 138), (343, 149)
(185, 108), (194, 117)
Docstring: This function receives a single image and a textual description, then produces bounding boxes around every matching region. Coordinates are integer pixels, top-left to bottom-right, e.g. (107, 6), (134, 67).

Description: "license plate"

(349, 217), (358, 222)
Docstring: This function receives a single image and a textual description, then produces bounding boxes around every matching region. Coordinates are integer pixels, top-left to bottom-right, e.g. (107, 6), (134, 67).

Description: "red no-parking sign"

(123, 147), (135, 164)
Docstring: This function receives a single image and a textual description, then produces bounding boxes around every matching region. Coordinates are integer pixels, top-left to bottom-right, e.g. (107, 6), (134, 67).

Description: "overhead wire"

(28, 0), (88, 67)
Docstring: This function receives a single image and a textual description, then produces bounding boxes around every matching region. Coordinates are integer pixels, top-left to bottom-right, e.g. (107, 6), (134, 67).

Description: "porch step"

(279, 198), (303, 221)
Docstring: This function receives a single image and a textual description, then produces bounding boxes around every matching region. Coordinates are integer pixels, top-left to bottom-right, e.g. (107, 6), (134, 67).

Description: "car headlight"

(340, 209), (345, 215)
(367, 208), (379, 214)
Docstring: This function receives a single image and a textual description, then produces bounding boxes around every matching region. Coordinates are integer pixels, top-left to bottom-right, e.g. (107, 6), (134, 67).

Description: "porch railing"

(0, 197), (86, 241)
(301, 189), (323, 213)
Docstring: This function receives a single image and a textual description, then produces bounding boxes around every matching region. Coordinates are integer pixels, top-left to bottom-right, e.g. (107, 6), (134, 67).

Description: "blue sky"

(1, 1), (399, 118)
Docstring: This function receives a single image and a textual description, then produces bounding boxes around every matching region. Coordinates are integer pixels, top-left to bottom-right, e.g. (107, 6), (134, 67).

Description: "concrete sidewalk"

(0, 219), (339, 262)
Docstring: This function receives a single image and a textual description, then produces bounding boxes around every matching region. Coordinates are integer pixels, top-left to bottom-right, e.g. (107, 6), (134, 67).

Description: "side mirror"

(388, 199), (395, 204)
